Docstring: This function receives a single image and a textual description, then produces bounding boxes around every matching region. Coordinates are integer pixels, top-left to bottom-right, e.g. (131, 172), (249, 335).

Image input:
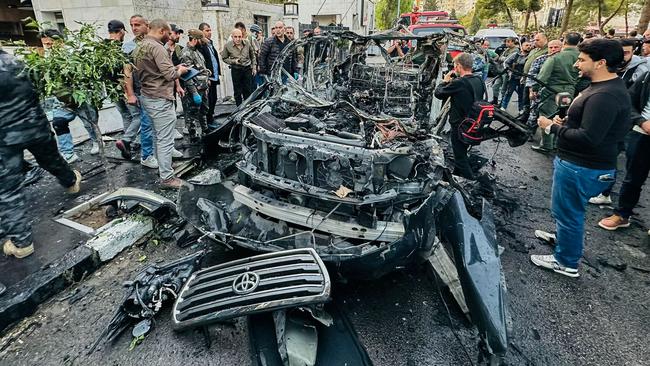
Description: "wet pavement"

(1, 114), (649, 365)
(0, 139), (160, 289)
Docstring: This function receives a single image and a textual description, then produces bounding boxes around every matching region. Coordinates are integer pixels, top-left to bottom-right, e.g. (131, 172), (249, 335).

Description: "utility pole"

(397, 0), (401, 19)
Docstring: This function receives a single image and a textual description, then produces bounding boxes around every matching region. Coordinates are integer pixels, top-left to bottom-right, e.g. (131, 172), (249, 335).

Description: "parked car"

(474, 28), (518, 50)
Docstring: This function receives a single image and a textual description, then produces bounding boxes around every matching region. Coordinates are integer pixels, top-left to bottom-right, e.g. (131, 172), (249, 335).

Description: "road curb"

(0, 245), (99, 333)
(0, 216), (154, 334)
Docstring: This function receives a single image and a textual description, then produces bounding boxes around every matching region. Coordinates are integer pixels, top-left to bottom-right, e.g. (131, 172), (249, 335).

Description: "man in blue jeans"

(115, 15), (158, 169)
(530, 39), (632, 277)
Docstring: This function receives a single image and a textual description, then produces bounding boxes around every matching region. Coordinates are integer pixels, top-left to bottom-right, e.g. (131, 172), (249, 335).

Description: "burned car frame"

(94, 29), (516, 364)
(186, 28), (512, 359)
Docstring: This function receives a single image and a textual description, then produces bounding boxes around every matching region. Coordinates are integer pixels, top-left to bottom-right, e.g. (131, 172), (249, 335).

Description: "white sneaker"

(141, 155), (159, 169)
(174, 130), (183, 140)
(90, 142), (100, 155)
(588, 194), (612, 205)
(530, 254), (579, 278)
(171, 148), (184, 158)
(64, 154), (80, 164)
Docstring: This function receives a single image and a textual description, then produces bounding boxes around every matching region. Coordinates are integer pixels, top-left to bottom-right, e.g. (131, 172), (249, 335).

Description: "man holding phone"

(531, 39), (631, 277)
(134, 19), (189, 189)
(434, 53), (486, 179)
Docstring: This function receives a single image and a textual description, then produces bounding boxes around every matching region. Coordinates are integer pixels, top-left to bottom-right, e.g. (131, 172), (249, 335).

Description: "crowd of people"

(438, 30), (649, 278)
(0, 19), (649, 295)
(0, 16), (325, 280)
(37, 16), (318, 189)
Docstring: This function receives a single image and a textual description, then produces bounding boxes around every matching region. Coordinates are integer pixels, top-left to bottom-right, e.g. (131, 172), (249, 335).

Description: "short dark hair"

(630, 30), (638, 37)
(620, 38), (637, 48)
(149, 19), (170, 32)
(565, 32), (581, 46)
(578, 39), (624, 72)
(198, 22), (210, 31)
(234, 21), (245, 29)
(39, 28), (63, 39)
(608, 28), (616, 36)
(506, 37), (519, 45)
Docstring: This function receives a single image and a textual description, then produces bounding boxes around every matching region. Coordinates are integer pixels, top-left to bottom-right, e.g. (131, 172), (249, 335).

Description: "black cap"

(170, 24), (184, 34)
(107, 20), (125, 33)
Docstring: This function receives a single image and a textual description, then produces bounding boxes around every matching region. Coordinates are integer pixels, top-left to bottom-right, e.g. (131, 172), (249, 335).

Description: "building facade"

(29, 0), (286, 99)
(297, 0), (375, 34)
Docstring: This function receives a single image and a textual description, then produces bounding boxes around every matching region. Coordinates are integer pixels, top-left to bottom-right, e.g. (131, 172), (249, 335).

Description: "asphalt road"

(1, 125), (649, 365)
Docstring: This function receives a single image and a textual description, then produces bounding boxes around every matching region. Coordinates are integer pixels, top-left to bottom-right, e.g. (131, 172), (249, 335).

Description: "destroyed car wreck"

(95, 29), (522, 364)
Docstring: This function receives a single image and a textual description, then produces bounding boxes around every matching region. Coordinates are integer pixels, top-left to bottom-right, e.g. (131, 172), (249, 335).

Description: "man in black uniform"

(0, 51), (81, 262)
(531, 39), (631, 277)
(434, 52), (486, 179)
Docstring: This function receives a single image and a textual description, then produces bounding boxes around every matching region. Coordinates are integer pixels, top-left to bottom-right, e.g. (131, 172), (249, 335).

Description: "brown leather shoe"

(66, 170), (82, 194)
(598, 214), (630, 231)
(160, 177), (184, 189)
(3, 239), (34, 259)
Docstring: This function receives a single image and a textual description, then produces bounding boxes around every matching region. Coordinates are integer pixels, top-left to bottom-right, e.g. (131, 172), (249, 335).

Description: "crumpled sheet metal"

(99, 187), (177, 211)
(438, 191), (508, 355)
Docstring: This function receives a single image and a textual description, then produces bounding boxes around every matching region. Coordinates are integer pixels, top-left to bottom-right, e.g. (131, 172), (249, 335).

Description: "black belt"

(231, 64), (252, 70)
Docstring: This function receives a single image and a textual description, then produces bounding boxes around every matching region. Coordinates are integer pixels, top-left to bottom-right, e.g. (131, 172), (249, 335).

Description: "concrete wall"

(32, 0), (203, 39)
(298, 0), (375, 34)
(32, 0), (136, 38)
(30, 0), (286, 100)
(132, 0), (204, 35)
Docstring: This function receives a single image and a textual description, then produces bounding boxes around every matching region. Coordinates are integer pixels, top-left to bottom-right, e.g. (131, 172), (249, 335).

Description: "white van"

(474, 28), (518, 50)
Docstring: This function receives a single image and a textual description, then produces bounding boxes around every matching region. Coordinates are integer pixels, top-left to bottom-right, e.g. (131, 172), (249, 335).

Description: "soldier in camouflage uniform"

(0, 50), (82, 259)
(180, 29), (212, 141)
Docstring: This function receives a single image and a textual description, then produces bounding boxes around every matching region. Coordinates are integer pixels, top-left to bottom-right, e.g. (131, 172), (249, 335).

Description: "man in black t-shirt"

(530, 39), (632, 278)
(434, 53), (486, 179)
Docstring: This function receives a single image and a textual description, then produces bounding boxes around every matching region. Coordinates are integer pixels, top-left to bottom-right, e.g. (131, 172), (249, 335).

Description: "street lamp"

(284, 2), (298, 16)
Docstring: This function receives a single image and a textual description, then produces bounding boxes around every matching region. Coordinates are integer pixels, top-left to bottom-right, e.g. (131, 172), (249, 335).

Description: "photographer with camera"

(434, 53), (486, 179)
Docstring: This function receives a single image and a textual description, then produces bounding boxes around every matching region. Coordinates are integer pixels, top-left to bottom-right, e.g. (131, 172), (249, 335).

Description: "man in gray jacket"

(222, 28), (257, 105)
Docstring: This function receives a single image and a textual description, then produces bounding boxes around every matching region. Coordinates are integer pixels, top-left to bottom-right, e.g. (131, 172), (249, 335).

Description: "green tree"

(450, 8), (458, 19)
(13, 21), (128, 110)
(475, 0), (514, 24)
(563, 0), (636, 33)
(507, 0), (543, 32)
(375, 0), (415, 29)
(638, 0), (650, 32)
(470, 11), (482, 33)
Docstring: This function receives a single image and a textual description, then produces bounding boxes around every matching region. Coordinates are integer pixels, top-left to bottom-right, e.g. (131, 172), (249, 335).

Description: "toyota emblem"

(232, 272), (260, 295)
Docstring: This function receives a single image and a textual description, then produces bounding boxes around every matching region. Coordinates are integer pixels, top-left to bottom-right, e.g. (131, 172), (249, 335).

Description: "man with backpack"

(434, 53), (486, 179)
